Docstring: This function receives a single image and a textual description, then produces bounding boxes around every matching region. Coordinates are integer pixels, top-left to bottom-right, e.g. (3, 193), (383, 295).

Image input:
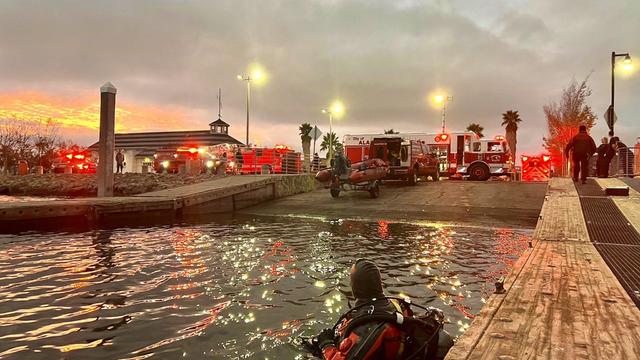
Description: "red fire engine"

(521, 154), (551, 182)
(53, 150), (96, 173)
(344, 132), (513, 180)
(239, 145), (301, 174)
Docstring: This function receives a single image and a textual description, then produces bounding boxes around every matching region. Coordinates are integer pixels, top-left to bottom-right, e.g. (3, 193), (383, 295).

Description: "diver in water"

(303, 259), (453, 360)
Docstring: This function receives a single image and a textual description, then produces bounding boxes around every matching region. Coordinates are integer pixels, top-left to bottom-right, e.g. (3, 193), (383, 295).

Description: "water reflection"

(0, 216), (530, 359)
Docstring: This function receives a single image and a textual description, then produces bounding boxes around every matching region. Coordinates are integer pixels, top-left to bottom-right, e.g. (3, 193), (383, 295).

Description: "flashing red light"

(73, 154), (85, 160)
(66, 154), (73, 159)
(495, 135), (505, 141)
(434, 134), (449, 142)
(542, 155), (551, 162)
(521, 156), (529, 162)
(188, 147), (198, 154)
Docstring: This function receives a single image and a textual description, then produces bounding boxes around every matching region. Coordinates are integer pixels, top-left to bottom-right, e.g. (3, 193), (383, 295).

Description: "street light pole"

(246, 78), (251, 146)
(329, 112), (333, 161)
(437, 96), (453, 134)
(238, 75), (253, 146)
(322, 109), (334, 162)
(610, 51), (632, 136)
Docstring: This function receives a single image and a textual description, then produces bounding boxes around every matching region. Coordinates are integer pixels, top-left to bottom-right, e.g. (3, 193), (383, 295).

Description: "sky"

(0, 0), (639, 156)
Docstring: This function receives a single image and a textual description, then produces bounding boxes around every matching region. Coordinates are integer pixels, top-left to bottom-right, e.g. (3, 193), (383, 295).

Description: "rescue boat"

(348, 158), (388, 184)
(315, 158), (388, 184)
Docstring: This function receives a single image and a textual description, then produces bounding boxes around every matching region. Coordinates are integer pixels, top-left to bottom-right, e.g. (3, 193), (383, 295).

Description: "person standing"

(115, 149), (125, 174)
(596, 137), (615, 178)
(611, 137), (635, 178)
(565, 125), (596, 184)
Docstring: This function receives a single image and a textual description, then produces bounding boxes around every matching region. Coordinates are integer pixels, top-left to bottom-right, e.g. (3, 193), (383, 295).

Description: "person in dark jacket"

(309, 259), (453, 360)
(565, 125), (596, 184)
(595, 137), (615, 178)
(611, 137), (635, 178)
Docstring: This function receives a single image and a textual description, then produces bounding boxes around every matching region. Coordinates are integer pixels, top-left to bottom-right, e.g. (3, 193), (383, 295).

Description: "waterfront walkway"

(446, 178), (640, 359)
(0, 175), (314, 231)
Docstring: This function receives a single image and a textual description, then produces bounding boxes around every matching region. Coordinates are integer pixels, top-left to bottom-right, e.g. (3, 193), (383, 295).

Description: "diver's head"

(350, 259), (384, 301)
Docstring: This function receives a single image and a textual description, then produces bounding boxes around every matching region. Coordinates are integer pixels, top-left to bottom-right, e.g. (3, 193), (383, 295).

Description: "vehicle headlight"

(162, 160), (170, 168)
(206, 160), (214, 168)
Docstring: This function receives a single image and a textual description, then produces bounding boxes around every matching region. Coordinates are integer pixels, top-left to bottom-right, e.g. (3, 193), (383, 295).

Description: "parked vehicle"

(345, 136), (439, 185)
(344, 132), (513, 180)
(456, 138), (513, 181)
(239, 145), (301, 174)
(52, 151), (97, 174)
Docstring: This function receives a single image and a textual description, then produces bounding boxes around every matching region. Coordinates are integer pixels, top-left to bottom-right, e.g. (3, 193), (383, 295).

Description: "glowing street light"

(609, 52), (633, 136)
(322, 100), (345, 162)
(432, 94), (453, 134)
(237, 64), (267, 146)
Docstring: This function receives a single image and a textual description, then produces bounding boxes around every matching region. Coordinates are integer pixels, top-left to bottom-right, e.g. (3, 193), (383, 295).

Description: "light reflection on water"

(0, 216), (531, 359)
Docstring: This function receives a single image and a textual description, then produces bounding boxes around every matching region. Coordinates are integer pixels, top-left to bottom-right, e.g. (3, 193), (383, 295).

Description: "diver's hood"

(351, 259), (384, 304)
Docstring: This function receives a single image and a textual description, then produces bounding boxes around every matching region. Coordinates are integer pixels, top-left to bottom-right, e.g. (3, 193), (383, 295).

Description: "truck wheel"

(468, 163), (490, 181)
(369, 181), (380, 198)
(431, 169), (440, 181)
(330, 188), (340, 198)
(408, 170), (417, 186)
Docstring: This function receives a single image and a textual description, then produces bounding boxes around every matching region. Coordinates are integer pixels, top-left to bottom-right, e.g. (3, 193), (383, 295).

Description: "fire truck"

(344, 132), (513, 180)
(52, 150), (97, 174)
(239, 145), (301, 174)
(344, 136), (439, 184)
(521, 154), (551, 182)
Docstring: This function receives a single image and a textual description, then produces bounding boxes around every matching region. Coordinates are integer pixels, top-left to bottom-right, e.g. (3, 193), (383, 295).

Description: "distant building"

(89, 118), (242, 173)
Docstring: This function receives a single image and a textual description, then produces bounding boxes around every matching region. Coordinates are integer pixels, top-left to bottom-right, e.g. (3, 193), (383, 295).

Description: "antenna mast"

(218, 88), (222, 118)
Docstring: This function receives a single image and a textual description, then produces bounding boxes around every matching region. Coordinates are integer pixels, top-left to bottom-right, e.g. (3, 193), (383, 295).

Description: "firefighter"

(564, 125), (596, 184)
(611, 137), (635, 178)
(305, 259), (453, 360)
(596, 137), (615, 178)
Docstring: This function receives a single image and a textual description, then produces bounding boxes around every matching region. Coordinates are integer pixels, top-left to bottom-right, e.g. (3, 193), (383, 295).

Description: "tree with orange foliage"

(543, 77), (597, 176)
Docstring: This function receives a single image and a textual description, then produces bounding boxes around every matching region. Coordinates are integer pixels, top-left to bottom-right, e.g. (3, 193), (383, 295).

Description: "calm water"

(0, 215), (531, 359)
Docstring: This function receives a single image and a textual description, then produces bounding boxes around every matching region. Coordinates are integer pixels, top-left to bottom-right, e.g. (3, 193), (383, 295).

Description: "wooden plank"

(464, 241), (640, 359)
(446, 178), (640, 359)
(533, 178), (589, 242)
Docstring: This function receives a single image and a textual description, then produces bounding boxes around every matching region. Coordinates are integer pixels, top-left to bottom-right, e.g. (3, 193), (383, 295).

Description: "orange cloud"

(0, 91), (199, 134)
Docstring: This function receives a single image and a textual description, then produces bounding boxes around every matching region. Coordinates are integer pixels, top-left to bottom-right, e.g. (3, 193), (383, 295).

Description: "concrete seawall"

(0, 175), (315, 231)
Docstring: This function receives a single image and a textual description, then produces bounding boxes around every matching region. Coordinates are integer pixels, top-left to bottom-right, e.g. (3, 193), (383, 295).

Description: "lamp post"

(322, 100), (345, 163)
(321, 109), (334, 162)
(237, 67), (265, 146)
(237, 74), (252, 146)
(610, 51), (632, 136)
(433, 94), (453, 134)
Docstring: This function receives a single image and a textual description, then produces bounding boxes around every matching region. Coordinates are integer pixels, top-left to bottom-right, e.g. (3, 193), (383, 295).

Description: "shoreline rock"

(0, 173), (224, 197)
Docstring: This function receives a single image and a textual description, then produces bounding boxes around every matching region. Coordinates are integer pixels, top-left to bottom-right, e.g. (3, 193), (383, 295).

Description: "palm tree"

(466, 123), (484, 138)
(320, 132), (340, 161)
(501, 110), (522, 161)
(299, 123), (313, 171)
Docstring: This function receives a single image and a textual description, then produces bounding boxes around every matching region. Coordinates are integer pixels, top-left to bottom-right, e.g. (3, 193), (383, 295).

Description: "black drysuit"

(565, 132), (596, 182)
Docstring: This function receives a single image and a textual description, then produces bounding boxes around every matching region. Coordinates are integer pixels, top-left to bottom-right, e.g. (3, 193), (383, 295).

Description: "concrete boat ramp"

(0, 175), (314, 231)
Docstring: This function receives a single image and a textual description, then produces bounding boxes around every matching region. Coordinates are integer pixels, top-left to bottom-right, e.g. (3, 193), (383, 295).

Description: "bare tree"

(33, 119), (60, 169)
(543, 77), (597, 176)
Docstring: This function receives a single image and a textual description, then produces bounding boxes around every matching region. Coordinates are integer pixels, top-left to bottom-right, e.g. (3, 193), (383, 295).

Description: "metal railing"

(612, 146), (639, 178)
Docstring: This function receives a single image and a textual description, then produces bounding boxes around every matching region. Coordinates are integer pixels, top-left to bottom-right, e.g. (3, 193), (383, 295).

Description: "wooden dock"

(446, 178), (640, 359)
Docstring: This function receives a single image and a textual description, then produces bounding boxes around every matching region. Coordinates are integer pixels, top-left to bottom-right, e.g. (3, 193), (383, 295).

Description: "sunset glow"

(0, 91), (195, 135)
